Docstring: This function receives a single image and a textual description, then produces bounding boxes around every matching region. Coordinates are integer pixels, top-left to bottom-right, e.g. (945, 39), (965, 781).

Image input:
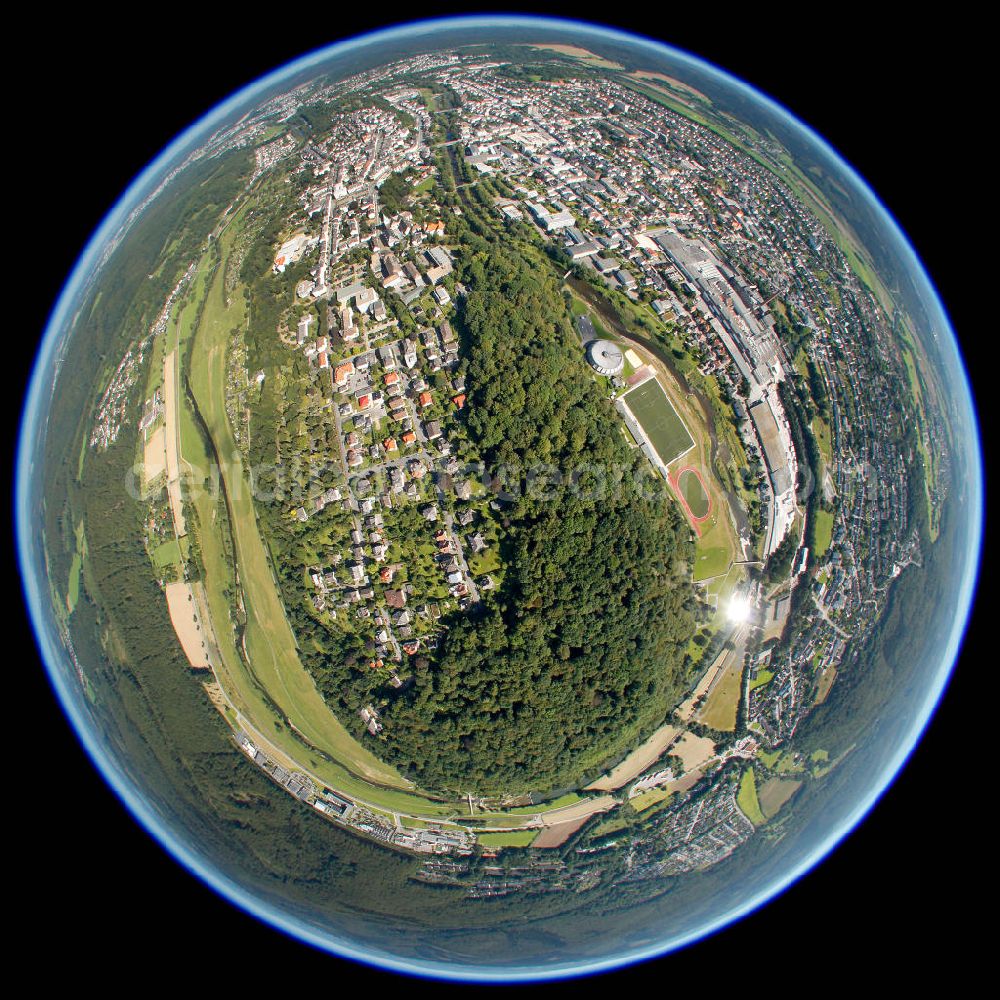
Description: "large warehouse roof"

(749, 399), (791, 495)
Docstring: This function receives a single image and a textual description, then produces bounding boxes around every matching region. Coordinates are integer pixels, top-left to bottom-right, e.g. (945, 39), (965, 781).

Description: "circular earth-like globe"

(18, 14), (981, 981)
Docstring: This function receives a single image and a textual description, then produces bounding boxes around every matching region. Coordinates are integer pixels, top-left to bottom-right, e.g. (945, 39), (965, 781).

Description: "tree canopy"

(377, 246), (696, 794)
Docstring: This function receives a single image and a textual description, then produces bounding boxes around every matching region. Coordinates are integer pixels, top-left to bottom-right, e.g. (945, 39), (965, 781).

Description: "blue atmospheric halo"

(18, 13), (983, 982)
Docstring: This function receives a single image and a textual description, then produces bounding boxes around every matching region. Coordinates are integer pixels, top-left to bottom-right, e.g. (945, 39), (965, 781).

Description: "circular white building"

(587, 339), (624, 376)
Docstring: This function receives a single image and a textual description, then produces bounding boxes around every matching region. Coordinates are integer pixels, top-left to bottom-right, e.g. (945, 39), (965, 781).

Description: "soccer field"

(624, 378), (694, 466)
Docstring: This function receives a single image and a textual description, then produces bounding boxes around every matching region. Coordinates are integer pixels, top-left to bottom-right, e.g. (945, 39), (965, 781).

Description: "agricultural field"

(164, 581), (210, 668)
(529, 43), (623, 69)
(531, 818), (590, 848)
(814, 665), (837, 704)
(758, 778), (801, 819)
(696, 656), (743, 732)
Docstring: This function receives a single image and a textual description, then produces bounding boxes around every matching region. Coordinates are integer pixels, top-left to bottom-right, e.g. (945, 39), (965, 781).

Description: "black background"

(16, 3), (985, 990)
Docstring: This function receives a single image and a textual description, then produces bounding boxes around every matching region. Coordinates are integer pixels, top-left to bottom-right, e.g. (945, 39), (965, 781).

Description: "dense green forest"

(362, 246), (696, 794)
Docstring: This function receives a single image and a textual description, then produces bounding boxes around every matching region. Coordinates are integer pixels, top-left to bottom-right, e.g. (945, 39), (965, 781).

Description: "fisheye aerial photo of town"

(47, 35), (951, 921)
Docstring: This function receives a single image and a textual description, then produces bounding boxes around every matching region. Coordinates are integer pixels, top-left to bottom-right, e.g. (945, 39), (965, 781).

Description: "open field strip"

(676, 624), (745, 721)
(529, 43), (623, 69)
(629, 787), (673, 813)
(538, 794), (617, 827)
(478, 830), (540, 849)
(531, 816), (590, 848)
(626, 71), (711, 103)
(164, 581), (210, 668)
(812, 507), (834, 557)
(161, 349), (187, 536)
(670, 731), (717, 773)
(184, 229), (433, 797)
(695, 620), (749, 732)
(586, 723), (681, 791)
(758, 777), (800, 819)
(142, 425), (166, 485)
(66, 520), (87, 615)
(459, 812), (540, 829)
(504, 793), (581, 814)
(696, 655), (743, 731)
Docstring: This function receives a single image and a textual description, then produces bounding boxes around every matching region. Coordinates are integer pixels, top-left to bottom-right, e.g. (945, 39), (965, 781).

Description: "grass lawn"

(630, 787), (673, 812)
(812, 508), (834, 558)
(67, 553), (82, 613)
(737, 768), (766, 826)
(591, 815), (630, 838)
(697, 657), (743, 731)
(692, 506), (736, 583)
(775, 754), (806, 775)
(469, 547), (501, 577)
(623, 377), (693, 466)
(748, 668), (773, 693)
(694, 544), (730, 581)
(66, 519), (87, 614)
(678, 468), (710, 518)
(152, 538), (182, 569)
(478, 830), (539, 848)
(702, 563), (745, 610)
(813, 415), (833, 469)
